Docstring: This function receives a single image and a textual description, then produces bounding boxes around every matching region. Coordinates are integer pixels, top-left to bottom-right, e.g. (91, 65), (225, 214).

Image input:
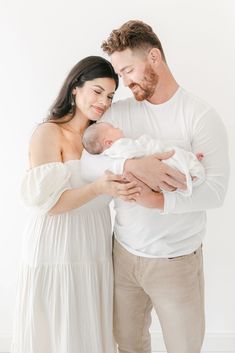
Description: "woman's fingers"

(117, 186), (141, 196)
(103, 172), (143, 198)
(116, 180), (140, 192)
(120, 196), (137, 202)
(108, 180), (141, 198)
(104, 170), (124, 182)
(118, 180), (138, 189)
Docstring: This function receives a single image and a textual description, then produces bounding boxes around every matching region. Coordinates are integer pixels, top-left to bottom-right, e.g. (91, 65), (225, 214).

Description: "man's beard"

(129, 65), (159, 101)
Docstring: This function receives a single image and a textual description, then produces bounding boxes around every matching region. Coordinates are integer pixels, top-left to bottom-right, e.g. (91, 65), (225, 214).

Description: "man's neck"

(147, 66), (179, 105)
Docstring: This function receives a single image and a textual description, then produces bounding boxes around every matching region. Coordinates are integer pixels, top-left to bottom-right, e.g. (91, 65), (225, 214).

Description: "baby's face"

(106, 124), (124, 142)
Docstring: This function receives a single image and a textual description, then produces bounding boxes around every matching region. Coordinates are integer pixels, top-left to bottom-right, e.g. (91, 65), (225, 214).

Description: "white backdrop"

(0, 0), (234, 352)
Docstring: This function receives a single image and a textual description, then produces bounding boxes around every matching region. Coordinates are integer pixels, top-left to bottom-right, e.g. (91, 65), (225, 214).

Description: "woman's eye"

(108, 96), (114, 101)
(126, 69), (133, 74)
(94, 90), (101, 94)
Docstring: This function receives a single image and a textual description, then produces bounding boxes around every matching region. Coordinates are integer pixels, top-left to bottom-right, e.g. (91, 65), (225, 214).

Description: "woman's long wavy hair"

(46, 56), (119, 124)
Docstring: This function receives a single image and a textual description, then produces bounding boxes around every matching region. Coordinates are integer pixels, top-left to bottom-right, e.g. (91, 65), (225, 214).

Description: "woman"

(11, 56), (140, 353)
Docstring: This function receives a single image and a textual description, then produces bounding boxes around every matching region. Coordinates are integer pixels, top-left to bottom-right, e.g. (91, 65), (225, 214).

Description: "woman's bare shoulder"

(29, 122), (63, 166)
(30, 122), (62, 143)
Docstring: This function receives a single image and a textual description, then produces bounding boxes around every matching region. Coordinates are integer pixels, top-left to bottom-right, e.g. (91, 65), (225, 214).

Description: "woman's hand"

(93, 170), (142, 201)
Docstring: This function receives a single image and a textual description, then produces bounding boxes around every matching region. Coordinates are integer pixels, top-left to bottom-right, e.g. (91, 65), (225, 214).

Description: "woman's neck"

(63, 114), (90, 135)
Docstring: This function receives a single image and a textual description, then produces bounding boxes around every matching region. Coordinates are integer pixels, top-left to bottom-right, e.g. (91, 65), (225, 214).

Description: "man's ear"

(148, 48), (162, 66)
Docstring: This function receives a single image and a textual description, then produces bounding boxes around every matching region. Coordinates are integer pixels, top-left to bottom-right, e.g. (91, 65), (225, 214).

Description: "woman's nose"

(99, 96), (109, 107)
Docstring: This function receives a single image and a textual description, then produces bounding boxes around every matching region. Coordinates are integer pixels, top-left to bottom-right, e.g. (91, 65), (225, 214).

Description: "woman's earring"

(71, 95), (75, 107)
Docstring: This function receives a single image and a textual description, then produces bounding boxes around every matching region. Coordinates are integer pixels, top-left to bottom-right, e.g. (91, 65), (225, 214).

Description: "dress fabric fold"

(11, 160), (116, 353)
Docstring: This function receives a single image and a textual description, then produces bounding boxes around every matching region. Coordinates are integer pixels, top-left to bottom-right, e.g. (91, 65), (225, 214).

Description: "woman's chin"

(89, 114), (102, 122)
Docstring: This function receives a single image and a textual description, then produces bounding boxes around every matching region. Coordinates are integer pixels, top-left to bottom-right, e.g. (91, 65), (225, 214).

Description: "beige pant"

(113, 239), (205, 353)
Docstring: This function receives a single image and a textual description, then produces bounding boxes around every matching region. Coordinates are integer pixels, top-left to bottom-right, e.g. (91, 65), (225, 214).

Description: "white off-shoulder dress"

(11, 160), (116, 353)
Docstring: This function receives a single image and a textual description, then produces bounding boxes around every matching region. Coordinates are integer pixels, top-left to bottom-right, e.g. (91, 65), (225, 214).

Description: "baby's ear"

(104, 139), (113, 148)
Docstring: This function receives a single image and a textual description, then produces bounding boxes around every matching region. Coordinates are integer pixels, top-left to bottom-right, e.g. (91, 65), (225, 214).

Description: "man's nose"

(122, 74), (131, 87)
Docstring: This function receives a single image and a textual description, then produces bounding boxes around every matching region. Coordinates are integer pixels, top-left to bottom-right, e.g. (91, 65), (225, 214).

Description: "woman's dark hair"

(46, 56), (119, 123)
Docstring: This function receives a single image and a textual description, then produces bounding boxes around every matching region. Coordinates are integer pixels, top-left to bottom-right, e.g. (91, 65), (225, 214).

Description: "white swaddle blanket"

(102, 134), (205, 196)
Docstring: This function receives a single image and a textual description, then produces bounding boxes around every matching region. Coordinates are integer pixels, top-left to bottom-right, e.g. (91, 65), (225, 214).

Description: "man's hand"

(123, 172), (164, 209)
(124, 150), (187, 192)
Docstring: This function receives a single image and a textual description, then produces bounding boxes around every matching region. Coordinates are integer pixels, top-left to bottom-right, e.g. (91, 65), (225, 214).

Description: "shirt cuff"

(161, 191), (176, 214)
(112, 158), (126, 175)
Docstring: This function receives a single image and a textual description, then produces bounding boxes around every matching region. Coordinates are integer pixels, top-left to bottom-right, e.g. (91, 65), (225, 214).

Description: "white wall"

(0, 0), (234, 351)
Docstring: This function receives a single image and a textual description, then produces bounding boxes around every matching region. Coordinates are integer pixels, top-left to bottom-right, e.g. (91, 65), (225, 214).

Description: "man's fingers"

(159, 181), (176, 192)
(153, 152), (186, 183)
(154, 150), (175, 161)
(163, 174), (187, 190)
(164, 165), (186, 183)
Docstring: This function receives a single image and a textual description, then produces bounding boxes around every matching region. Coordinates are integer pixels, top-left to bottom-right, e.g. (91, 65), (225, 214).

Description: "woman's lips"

(92, 106), (105, 114)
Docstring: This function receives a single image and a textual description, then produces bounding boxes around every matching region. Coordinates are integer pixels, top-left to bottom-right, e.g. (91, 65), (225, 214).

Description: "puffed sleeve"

(21, 162), (72, 214)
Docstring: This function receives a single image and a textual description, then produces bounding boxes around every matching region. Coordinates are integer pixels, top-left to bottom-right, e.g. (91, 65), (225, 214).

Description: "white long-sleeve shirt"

(102, 134), (205, 196)
(81, 87), (230, 258)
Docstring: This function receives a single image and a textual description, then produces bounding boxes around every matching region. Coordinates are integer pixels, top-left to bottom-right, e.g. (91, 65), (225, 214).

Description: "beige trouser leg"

(113, 240), (153, 353)
(113, 239), (205, 353)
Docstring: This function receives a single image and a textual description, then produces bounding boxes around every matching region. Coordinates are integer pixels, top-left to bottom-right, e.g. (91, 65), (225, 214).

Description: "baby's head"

(82, 122), (124, 154)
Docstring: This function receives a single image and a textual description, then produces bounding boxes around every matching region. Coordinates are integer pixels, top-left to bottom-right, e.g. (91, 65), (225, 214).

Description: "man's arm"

(81, 149), (187, 190)
(123, 172), (164, 209)
(124, 151), (187, 191)
(161, 109), (230, 214)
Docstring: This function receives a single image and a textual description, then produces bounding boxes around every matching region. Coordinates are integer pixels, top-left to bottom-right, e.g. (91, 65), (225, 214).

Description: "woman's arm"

(29, 123), (140, 215)
(49, 171), (141, 214)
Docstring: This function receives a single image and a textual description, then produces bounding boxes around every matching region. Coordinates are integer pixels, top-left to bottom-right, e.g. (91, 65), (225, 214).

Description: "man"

(81, 20), (229, 353)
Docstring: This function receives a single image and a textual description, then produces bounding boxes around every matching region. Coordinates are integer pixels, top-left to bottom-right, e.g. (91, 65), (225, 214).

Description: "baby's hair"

(82, 123), (106, 154)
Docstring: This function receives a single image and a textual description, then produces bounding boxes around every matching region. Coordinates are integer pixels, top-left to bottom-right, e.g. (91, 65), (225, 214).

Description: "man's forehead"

(111, 48), (146, 73)
(111, 49), (135, 72)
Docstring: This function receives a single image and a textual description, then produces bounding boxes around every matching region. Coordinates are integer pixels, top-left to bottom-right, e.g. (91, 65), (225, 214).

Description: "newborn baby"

(82, 122), (205, 196)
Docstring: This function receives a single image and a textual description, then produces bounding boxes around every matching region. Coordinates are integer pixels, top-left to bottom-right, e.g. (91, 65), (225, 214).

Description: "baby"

(82, 122), (205, 196)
